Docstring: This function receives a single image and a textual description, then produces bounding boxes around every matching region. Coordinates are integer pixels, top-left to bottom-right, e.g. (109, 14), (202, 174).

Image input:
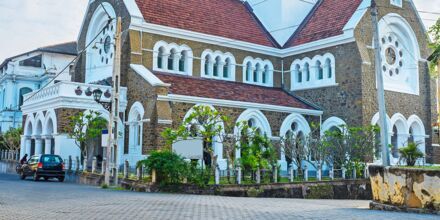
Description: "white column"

(35, 137), (43, 155)
(25, 138), (32, 156)
(44, 137), (52, 154)
(20, 135), (27, 158)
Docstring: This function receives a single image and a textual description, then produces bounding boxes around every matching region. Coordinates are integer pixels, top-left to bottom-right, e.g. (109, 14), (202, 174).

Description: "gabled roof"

(154, 71), (318, 110)
(134, 0), (279, 47)
(38, 42), (77, 56)
(285, 0), (363, 47)
(0, 42), (77, 69)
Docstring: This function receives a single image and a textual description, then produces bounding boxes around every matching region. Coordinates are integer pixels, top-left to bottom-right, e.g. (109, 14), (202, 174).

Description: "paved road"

(0, 173), (436, 220)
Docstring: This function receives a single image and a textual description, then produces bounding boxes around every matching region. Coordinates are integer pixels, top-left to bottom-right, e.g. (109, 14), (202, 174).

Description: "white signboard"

(101, 130), (109, 147)
(172, 138), (203, 160)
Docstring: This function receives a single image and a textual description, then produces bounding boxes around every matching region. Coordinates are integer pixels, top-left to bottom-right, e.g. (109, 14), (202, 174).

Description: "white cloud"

(0, 0), (88, 62)
(0, 0), (438, 62)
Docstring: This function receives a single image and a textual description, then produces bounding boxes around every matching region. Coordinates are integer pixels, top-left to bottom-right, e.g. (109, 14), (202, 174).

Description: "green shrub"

(399, 142), (424, 166)
(137, 150), (189, 185)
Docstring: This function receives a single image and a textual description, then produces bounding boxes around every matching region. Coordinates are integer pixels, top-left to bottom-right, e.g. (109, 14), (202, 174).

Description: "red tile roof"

(135, 0), (278, 47)
(286, 0), (363, 47)
(154, 71), (317, 110)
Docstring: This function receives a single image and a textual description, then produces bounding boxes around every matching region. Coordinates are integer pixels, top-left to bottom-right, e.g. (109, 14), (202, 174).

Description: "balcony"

(21, 81), (127, 114)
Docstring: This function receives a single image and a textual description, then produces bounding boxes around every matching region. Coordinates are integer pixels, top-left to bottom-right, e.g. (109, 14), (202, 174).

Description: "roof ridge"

(282, 0), (324, 48)
(39, 41), (76, 50)
(242, 1), (282, 48)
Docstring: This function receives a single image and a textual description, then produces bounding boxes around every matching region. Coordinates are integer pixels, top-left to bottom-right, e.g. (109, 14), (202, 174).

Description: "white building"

(0, 42), (77, 133)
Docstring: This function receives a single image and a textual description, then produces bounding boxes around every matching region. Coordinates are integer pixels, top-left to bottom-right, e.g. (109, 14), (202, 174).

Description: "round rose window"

(97, 24), (115, 65)
(381, 34), (403, 78)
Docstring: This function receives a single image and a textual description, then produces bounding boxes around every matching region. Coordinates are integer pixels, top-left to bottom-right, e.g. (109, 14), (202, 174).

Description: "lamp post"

(92, 88), (114, 185)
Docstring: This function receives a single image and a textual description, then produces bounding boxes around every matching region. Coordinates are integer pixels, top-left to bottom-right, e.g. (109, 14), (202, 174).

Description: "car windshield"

(41, 155), (62, 164)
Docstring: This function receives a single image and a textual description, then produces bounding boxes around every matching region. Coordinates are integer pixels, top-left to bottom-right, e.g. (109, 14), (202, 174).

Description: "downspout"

(281, 59), (284, 89)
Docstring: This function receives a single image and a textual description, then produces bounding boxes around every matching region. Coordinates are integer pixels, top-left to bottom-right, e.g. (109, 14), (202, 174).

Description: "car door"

(24, 156), (39, 175)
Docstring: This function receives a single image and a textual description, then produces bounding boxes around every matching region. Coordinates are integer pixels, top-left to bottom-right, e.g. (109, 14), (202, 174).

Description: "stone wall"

(369, 165), (440, 214)
(120, 179), (372, 200)
(55, 108), (82, 134)
(284, 43), (364, 126)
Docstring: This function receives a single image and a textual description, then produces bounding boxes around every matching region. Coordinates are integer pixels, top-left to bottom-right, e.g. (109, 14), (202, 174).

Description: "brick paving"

(0, 173), (436, 220)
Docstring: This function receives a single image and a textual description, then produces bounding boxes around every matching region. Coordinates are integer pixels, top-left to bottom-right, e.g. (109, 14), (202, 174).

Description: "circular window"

(385, 47), (397, 65)
(380, 34), (404, 80)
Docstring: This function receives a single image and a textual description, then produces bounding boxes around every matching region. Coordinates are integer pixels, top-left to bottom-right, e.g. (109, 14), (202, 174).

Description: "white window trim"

(390, 0), (402, 8)
(290, 53), (336, 91)
(242, 56), (274, 87)
(153, 40), (193, 76)
(201, 49), (236, 81)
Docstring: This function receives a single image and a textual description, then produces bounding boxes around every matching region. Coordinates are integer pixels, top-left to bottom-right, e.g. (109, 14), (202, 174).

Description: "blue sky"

(0, 0), (438, 62)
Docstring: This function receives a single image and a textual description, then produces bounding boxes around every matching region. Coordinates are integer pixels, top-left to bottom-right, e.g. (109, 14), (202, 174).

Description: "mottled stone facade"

(69, 0), (437, 163)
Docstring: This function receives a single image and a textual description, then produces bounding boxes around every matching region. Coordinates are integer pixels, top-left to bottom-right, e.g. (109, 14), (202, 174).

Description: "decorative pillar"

(25, 138), (31, 156)
(34, 136), (43, 155)
(44, 136), (52, 154)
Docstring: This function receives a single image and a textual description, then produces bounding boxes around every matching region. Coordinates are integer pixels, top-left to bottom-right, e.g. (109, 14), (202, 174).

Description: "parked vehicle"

(16, 154), (65, 182)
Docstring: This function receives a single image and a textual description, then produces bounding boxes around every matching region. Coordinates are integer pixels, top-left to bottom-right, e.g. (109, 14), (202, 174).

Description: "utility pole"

(104, 17), (122, 186)
(371, 0), (390, 166)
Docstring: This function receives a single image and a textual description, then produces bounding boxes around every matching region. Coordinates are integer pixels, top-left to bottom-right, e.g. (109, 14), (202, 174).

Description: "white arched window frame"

(85, 2), (116, 84)
(377, 13), (420, 95)
(153, 41), (193, 76)
(242, 56), (273, 87)
(279, 113), (311, 169)
(201, 50), (235, 81)
(128, 102), (145, 156)
(290, 53), (337, 91)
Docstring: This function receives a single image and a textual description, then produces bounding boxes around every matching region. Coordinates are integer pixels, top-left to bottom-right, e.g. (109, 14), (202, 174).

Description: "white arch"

(242, 56), (273, 86)
(128, 102), (145, 121)
(24, 114), (35, 136)
(378, 13), (420, 95)
(390, 113), (409, 135)
(43, 109), (57, 135)
(280, 113), (311, 137)
(321, 117), (347, 135)
(371, 112), (392, 130)
(407, 115), (426, 137)
(127, 102), (145, 164)
(33, 112), (45, 136)
(152, 40), (193, 75)
(235, 109), (272, 137)
(85, 2), (116, 83)
(182, 104), (226, 169)
(201, 49), (236, 81)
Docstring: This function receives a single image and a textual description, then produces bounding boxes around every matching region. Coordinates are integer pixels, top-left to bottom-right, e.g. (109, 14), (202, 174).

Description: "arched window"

(19, 87), (33, 108)
(325, 58), (332, 79)
(304, 63), (310, 81)
(157, 47), (165, 69)
(223, 58), (230, 78)
(168, 49), (176, 70)
(262, 65), (269, 84)
(179, 51), (187, 72)
(316, 60), (323, 80)
(253, 63), (260, 83)
(246, 62), (252, 82)
(295, 64), (302, 83)
(214, 56), (221, 77)
(204, 55), (211, 76)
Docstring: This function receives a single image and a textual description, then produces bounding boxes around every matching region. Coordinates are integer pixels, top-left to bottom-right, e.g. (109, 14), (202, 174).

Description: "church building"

(20, 0), (439, 170)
